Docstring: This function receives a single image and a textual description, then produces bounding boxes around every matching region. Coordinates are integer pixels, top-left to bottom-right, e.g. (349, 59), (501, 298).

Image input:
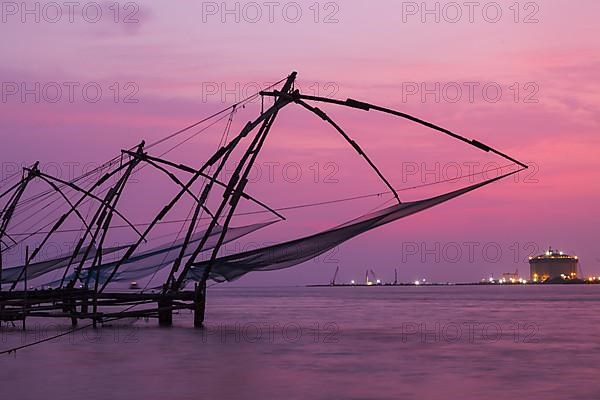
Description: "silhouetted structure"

(0, 72), (527, 330)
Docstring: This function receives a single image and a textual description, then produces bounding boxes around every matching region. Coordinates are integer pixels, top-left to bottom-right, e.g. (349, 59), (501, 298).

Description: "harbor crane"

(330, 266), (339, 286)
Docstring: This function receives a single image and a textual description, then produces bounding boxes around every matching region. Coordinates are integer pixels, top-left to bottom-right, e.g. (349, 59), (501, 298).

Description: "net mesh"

(187, 174), (508, 282)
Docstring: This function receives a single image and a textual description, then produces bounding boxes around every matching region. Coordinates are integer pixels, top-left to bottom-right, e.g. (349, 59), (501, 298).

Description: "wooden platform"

(0, 287), (205, 327)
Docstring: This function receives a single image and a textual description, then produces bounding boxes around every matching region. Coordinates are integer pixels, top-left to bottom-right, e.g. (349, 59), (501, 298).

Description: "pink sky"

(1, 0), (600, 285)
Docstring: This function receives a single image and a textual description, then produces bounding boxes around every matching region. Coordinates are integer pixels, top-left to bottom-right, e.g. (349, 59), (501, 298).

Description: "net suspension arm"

(166, 110), (276, 291)
(27, 168), (144, 240)
(48, 157), (139, 288)
(121, 149), (286, 221)
(120, 148), (222, 291)
(15, 157), (138, 247)
(260, 91), (528, 169)
(67, 143), (146, 290)
(97, 144), (235, 293)
(120, 149), (217, 220)
(0, 167), (38, 246)
(6, 169), (100, 290)
(293, 98), (402, 205)
(173, 110), (280, 291)
(88, 144), (144, 304)
(203, 113), (279, 283)
(162, 129), (260, 291)
(97, 73), (298, 293)
(0, 179), (28, 204)
(0, 192), (21, 246)
(26, 171), (94, 242)
(5, 158), (138, 259)
(1, 164), (39, 290)
(171, 72), (298, 291)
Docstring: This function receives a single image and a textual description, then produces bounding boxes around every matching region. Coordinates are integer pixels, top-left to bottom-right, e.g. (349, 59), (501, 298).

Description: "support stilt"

(193, 282), (206, 328)
(158, 296), (173, 327)
(70, 298), (78, 327)
(22, 246), (28, 331)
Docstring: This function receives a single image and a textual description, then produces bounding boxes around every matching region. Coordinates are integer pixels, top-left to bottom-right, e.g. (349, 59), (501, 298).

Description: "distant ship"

(529, 247), (579, 282)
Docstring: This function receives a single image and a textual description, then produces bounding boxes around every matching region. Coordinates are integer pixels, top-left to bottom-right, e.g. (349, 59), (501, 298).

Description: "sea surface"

(2, 285), (600, 400)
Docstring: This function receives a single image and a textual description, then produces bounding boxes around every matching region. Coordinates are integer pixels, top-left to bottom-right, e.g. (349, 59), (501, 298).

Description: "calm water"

(2, 285), (600, 400)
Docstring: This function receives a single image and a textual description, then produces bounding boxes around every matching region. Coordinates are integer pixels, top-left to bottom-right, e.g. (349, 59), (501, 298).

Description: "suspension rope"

(3, 80), (285, 249)
(142, 107), (239, 292)
(8, 163), (518, 237)
(7, 78), (288, 217)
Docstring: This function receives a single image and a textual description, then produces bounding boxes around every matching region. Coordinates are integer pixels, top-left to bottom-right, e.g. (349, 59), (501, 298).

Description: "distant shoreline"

(307, 281), (597, 287)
